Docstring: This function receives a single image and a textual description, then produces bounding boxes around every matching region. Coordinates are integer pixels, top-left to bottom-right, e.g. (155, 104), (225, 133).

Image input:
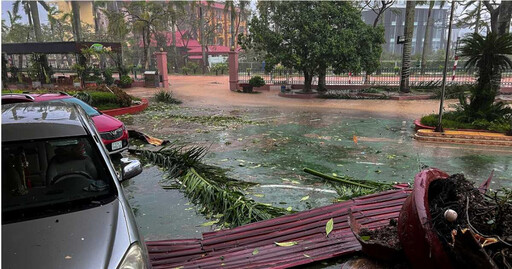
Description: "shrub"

(249, 76), (265, 88)
(186, 62), (199, 74)
(432, 84), (472, 99)
(182, 67), (191, 75)
(89, 91), (119, 106)
(102, 68), (114, 85)
(420, 111), (511, 132)
(119, 75), (133, 87)
(211, 63), (228, 75)
(154, 89), (182, 104)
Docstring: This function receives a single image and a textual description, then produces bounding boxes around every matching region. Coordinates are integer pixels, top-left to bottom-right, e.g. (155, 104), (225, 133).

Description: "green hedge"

(421, 112), (511, 133)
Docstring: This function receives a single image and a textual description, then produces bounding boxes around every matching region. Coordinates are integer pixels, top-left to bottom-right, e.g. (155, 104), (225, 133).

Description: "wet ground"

(119, 102), (512, 242)
(118, 76), (511, 267)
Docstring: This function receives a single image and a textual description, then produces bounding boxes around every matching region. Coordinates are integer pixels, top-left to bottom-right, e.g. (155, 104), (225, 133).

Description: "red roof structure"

(146, 187), (411, 268)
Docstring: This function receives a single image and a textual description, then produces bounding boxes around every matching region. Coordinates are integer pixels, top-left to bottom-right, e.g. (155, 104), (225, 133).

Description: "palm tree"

(399, 0), (415, 93)
(71, 1), (82, 42)
(165, 1), (186, 72)
(460, 32), (512, 117)
(224, 1), (236, 49)
(420, 1), (435, 75)
(14, 0), (50, 42)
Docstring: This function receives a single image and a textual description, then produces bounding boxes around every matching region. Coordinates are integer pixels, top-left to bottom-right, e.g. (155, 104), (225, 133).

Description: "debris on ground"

(428, 174), (512, 268)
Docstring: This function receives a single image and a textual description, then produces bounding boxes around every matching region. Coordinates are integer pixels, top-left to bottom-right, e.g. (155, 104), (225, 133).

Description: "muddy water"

(120, 104), (511, 245)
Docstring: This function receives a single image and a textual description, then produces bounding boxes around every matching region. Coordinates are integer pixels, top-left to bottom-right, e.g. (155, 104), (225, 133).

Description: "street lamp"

(435, 0), (456, 132)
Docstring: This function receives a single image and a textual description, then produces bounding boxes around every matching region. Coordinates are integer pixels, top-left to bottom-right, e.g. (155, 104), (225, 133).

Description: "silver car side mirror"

(120, 158), (143, 182)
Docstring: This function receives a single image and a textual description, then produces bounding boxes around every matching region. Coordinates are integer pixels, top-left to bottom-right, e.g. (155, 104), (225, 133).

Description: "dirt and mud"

(428, 174), (512, 268)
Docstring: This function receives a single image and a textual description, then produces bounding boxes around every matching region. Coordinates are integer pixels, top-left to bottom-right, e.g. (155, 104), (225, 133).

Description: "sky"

(2, 1), (50, 26)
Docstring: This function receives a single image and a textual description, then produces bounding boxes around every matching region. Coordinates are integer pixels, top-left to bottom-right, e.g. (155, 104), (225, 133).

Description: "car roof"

(2, 101), (88, 142)
(30, 92), (73, 102)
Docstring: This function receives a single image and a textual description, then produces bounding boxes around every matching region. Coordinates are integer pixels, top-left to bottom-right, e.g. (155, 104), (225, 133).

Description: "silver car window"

(2, 136), (117, 223)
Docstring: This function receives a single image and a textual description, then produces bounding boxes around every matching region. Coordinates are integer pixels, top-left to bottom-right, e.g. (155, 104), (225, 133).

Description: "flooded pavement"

(118, 102), (512, 244)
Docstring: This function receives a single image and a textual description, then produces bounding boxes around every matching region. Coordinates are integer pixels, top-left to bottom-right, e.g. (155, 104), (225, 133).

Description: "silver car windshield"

(2, 136), (116, 223)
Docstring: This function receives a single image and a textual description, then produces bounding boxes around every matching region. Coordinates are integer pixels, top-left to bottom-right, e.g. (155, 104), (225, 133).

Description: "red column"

(228, 50), (239, 91)
(154, 51), (169, 89)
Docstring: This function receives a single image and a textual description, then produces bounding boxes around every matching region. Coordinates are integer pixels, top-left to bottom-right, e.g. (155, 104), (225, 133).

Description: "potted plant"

(73, 77), (81, 88)
(118, 75), (133, 88)
(244, 75), (265, 93)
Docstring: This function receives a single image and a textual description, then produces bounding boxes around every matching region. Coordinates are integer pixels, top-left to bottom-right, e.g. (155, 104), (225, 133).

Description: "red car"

(2, 93), (129, 154)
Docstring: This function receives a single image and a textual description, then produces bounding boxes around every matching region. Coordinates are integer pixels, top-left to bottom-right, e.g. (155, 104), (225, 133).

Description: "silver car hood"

(2, 198), (132, 269)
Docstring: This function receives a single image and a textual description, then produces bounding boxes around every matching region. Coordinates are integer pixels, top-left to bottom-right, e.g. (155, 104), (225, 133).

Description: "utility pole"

(435, 0), (456, 132)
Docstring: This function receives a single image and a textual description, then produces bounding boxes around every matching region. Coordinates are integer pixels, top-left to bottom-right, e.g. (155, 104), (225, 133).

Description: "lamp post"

(435, 0), (456, 132)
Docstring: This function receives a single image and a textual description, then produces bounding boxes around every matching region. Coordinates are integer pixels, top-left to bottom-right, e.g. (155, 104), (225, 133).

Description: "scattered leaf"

(275, 241), (298, 247)
(337, 164), (344, 167)
(184, 207), (194, 211)
(360, 235), (370, 241)
(303, 254), (311, 258)
(220, 159), (229, 162)
(300, 195), (310, 202)
(172, 267), (184, 269)
(375, 170), (381, 174)
(252, 248), (259, 255)
(332, 173), (337, 177)
(353, 135), (358, 145)
(201, 220), (219, 227)
(286, 206), (293, 211)
(291, 180), (300, 185)
(326, 218), (334, 237)
(65, 256), (72, 260)
(253, 194), (265, 197)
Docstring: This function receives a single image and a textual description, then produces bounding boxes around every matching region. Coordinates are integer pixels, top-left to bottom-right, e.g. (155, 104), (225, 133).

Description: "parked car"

(2, 101), (148, 268)
(2, 92), (129, 154)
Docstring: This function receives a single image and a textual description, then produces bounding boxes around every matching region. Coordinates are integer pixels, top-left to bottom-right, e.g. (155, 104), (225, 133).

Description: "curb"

(278, 92), (319, 99)
(101, 98), (149, 116)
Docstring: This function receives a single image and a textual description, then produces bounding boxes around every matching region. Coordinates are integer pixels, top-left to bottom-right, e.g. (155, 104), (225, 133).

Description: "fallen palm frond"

(303, 167), (395, 200)
(181, 168), (288, 227)
(131, 146), (287, 227)
(130, 144), (208, 177)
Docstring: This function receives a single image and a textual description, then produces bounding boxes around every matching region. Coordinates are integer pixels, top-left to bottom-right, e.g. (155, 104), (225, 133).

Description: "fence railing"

(239, 68), (512, 87)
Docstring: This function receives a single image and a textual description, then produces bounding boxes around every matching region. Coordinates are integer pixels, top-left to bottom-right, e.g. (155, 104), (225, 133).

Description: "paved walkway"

(124, 75), (457, 119)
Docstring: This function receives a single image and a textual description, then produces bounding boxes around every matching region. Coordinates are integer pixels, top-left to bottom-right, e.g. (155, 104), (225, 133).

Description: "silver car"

(2, 102), (149, 268)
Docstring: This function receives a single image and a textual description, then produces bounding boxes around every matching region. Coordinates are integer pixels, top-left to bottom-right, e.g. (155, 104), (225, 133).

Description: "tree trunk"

(420, 1), (434, 75)
(303, 70), (313, 93)
(399, 1), (415, 93)
(71, 1), (82, 42)
(318, 67), (327, 92)
(199, 6), (207, 74)
(475, 0), (481, 34)
(172, 22), (178, 72)
(29, 1), (43, 42)
(498, 1), (512, 35)
(230, 6), (235, 49)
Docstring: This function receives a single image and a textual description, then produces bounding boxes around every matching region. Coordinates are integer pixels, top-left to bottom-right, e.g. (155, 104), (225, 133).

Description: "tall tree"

(420, 1), (445, 75)
(165, 1), (186, 72)
(366, 0), (395, 27)
(399, 0), (416, 93)
(123, 1), (168, 69)
(71, 1), (82, 41)
(242, 1), (383, 93)
(459, 32), (512, 120)
(483, 0), (512, 35)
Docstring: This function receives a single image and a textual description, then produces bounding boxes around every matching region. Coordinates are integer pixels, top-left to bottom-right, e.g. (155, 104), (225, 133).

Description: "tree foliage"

(241, 1), (384, 93)
(459, 32), (512, 121)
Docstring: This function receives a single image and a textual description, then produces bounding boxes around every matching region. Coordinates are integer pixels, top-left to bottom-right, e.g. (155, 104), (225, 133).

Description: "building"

(180, 1), (248, 48)
(54, 1), (113, 35)
(362, 1), (449, 56)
